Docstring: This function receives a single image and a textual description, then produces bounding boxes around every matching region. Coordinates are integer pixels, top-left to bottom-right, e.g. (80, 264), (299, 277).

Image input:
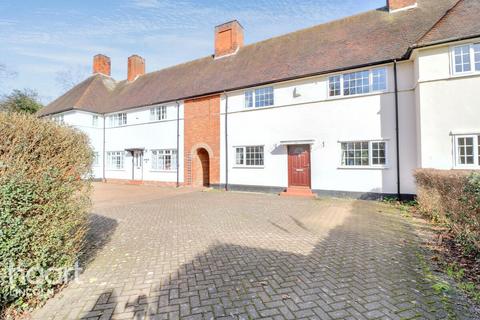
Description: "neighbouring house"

(38, 0), (480, 199)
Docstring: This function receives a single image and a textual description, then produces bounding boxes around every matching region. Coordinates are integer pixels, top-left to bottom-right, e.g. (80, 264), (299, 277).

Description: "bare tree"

(0, 63), (17, 94)
(55, 65), (90, 92)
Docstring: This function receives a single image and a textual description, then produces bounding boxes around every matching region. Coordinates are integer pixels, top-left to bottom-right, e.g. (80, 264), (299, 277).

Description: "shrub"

(415, 169), (480, 255)
(0, 113), (93, 315)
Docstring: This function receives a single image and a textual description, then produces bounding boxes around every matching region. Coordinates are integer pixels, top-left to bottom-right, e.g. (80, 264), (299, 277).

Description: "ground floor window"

(455, 135), (480, 168)
(151, 149), (177, 171)
(107, 151), (124, 170)
(93, 152), (100, 166)
(341, 141), (387, 167)
(235, 146), (264, 167)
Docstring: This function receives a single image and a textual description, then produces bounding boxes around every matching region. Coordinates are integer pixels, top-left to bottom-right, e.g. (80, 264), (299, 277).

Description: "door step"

(280, 187), (316, 199)
(127, 180), (144, 185)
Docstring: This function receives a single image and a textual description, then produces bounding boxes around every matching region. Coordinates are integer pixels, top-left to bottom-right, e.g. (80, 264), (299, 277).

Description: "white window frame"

(245, 86), (274, 109)
(234, 146), (265, 168)
(52, 114), (65, 124)
(454, 134), (480, 168)
(339, 140), (388, 168)
(107, 151), (125, 170)
(328, 67), (388, 98)
(151, 149), (177, 171)
(150, 106), (167, 121)
(93, 152), (100, 167)
(108, 113), (127, 127)
(451, 43), (480, 76)
(92, 115), (99, 127)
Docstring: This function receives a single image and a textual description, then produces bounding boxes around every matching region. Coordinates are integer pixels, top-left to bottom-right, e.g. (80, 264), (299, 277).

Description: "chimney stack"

(128, 55), (145, 81)
(387, 0), (417, 12)
(214, 20), (244, 58)
(93, 54), (111, 76)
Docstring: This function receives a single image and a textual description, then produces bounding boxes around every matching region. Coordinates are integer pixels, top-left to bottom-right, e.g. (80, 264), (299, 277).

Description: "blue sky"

(0, 0), (385, 103)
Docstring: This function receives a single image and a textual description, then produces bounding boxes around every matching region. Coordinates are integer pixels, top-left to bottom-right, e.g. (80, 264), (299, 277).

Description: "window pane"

(458, 137), (474, 165)
(342, 141), (369, 166)
(344, 71), (370, 96)
(372, 68), (387, 91)
(329, 75), (341, 96)
(245, 146), (264, 166)
(235, 148), (244, 165)
(254, 87), (274, 107)
(474, 44), (480, 71)
(371, 142), (386, 165)
(454, 45), (471, 73)
(245, 91), (253, 108)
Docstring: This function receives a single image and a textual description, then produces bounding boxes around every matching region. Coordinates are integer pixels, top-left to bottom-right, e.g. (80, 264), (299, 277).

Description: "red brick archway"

(194, 148), (210, 187)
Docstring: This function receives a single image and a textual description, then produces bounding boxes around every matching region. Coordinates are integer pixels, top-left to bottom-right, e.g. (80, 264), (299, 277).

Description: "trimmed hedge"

(415, 169), (480, 255)
(0, 113), (92, 314)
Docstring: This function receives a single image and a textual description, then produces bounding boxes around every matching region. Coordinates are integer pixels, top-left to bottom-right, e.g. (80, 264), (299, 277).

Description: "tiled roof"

(39, 0), (469, 116)
(416, 0), (480, 46)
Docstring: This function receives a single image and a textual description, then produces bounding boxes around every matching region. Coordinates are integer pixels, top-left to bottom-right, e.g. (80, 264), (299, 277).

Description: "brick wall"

(388, 0), (416, 11)
(184, 95), (221, 187)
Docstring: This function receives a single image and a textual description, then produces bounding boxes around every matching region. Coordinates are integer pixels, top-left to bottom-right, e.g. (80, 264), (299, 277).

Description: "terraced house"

(39, 0), (480, 199)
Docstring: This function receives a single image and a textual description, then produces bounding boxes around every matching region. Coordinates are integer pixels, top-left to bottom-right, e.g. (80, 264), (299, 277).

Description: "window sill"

(150, 170), (177, 173)
(453, 166), (480, 170)
(106, 169), (126, 171)
(450, 71), (480, 79)
(337, 166), (389, 170)
(245, 105), (274, 110)
(327, 90), (387, 101)
(233, 166), (265, 169)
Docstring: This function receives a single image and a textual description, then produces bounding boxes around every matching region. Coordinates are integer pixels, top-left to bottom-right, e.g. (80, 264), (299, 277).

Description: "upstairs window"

(150, 106), (167, 121)
(455, 135), (479, 168)
(109, 113), (127, 127)
(235, 146), (264, 167)
(245, 87), (274, 108)
(52, 114), (65, 124)
(92, 115), (99, 127)
(329, 67), (387, 97)
(341, 141), (387, 167)
(452, 43), (480, 75)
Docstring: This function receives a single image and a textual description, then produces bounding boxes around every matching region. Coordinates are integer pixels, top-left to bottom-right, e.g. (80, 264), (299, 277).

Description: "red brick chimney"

(215, 20), (244, 58)
(93, 54), (111, 76)
(128, 55), (145, 82)
(387, 0), (417, 12)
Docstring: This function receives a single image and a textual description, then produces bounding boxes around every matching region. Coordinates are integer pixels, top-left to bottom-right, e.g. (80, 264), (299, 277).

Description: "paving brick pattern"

(32, 185), (478, 319)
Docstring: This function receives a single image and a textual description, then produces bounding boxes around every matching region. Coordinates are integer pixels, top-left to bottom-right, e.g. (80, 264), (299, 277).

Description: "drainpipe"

(102, 115), (106, 182)
(224, 91), (229, 191)
(394, 60), (401, 200)
(176, 101), (180, 188)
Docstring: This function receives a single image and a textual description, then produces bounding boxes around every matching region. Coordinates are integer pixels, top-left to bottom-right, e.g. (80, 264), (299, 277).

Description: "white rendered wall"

(58, 110), (104, 179)
(415, 39), (480, 169)
(220, 62), (418, 195)
(104, 103), (184, 183)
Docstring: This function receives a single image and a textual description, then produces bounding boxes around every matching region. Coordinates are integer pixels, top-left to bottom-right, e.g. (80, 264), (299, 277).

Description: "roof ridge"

(414, 0), (464, 46)
(117, 5), (384, 82)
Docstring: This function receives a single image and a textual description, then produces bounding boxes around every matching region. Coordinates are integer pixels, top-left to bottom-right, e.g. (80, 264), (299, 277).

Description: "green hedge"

(0, 113), (92, 315)
(415, 169), (480, 256)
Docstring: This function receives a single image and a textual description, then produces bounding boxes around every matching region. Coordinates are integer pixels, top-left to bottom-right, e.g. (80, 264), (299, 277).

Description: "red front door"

(288, 145), (311, 187)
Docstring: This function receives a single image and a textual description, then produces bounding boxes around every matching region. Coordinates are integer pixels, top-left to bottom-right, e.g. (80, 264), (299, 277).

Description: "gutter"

(393, 60), (401, 200)
(176, 101), (180, 188)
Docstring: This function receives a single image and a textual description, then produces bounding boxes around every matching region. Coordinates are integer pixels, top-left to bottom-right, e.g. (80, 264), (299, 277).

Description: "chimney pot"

(93, 54), (111, 76)
(128, 55), (145, 81)
(387, 0), (417, 12)
(214, 20), (244, 58)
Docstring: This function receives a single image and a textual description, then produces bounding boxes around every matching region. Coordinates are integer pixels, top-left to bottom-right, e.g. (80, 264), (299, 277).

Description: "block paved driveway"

(32, 183), (478, 320)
